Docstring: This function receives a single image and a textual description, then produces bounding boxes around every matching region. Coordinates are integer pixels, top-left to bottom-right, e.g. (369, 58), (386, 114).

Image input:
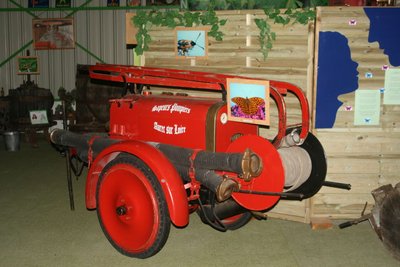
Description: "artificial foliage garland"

(132, 7), (315, 60)
(255, 7), (316, 60)
(132, 8), (227, 56)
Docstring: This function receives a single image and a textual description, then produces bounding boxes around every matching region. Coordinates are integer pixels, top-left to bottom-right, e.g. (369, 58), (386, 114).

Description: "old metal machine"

(50, 63), (350, 258)
(339, 183), (400, 261)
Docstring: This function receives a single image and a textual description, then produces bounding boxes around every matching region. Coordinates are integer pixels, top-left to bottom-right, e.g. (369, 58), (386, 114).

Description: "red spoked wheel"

(96, 154), (170, 258)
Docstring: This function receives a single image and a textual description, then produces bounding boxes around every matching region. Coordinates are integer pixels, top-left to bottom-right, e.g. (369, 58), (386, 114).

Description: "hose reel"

(278, 146), (312, 192)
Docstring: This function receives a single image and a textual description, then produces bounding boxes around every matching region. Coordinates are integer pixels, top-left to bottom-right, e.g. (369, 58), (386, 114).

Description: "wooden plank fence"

(127, 7), (400, 222)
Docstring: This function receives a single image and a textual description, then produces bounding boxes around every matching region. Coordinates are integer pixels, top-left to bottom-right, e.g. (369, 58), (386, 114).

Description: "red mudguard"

(85, 140), (189, 227)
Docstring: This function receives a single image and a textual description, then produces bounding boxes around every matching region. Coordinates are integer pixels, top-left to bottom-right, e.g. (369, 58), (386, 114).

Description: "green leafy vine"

(132, 8), (227, 56)
(255, 7), (316, 60)
(131, 1), (315, 60)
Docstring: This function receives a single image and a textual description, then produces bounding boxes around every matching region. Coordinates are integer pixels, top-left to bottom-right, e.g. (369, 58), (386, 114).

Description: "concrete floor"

(0, 138), (399, 267)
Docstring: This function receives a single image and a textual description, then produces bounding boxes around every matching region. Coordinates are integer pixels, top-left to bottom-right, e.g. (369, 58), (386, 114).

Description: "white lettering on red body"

(152, 104), (171, 112)
(153, 122), (166, 133)
(174, 124), (186, 134)
(170, 103), (191, 114)
(152, 103), (189, 135)
(151, 103), (191, 114)
(153, 122), (186, 135)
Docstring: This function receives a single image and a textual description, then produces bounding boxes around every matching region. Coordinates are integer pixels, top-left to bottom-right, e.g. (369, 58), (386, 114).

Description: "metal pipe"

(323, 181), (351, 190)
(170, 164), (238, 202)
(62, 102), (74, 211)
(50, 129), (253, 202)
(51, 130), (261, 178)
(237, 189), (304, 200)
(50, 129), (116, 163)
(151, 142), (262, 180)
(50, 130), (256, 176)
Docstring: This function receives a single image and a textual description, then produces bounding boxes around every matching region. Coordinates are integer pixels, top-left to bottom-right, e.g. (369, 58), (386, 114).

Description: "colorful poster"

(354, 90), (381, 126)
(33, 18), (75, 50)
(107, 0), (120, 6)
(28, 0), (49, 8)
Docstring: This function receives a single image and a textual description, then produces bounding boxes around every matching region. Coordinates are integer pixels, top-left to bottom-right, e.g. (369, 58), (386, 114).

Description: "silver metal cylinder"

(280, 129), (302, 148)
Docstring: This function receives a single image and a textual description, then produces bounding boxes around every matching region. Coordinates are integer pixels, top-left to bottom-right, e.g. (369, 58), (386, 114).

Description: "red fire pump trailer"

(50, 63), (350, 258)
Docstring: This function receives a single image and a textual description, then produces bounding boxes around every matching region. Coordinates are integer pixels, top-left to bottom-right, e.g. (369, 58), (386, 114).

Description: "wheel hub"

(116, 205), (127, 216)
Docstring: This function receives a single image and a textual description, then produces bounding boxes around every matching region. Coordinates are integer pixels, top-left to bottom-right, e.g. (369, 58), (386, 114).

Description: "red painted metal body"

(85, 63), (311, 226)
(108, 94), (257, 151)
(50, 63), (331, 258)
(89, 64), (310, 145)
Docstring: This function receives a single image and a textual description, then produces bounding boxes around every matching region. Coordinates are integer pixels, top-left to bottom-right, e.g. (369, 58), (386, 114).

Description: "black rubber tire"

(222, 211), (253, 230)
(197, 189), (253, 231)
(96, 154), (170, 258)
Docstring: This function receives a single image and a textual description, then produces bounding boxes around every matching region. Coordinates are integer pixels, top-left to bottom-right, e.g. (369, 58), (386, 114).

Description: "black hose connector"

(50, 129), (116, 163)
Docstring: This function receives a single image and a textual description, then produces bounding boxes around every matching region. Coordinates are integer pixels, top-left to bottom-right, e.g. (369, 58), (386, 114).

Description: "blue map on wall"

(364, 8), (400, 67)
(315, 32), (359, 129)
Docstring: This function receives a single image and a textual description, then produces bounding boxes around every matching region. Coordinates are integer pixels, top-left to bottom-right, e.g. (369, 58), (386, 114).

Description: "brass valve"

(241, 148), (263, 182)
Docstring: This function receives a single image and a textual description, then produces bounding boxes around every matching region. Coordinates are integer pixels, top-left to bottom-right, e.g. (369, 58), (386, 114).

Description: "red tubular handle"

(270, 80), (310, 142)
(269, 87), (287, 148)
(89, 64), (310, 143)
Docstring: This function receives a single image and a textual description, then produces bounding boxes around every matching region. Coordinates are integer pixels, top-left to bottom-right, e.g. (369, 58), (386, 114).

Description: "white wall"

(0, 0), (134, 96)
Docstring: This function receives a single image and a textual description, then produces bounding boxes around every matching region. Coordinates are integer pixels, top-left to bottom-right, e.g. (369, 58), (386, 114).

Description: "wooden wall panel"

(312, 7), (400, 219)
(143, 7), (400, 222)
(142, 10), (314, 221)
(142, 10), (314, 92)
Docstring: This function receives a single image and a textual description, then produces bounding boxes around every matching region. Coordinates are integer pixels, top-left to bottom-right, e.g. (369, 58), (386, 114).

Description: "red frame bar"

(89, 63), (310, 143)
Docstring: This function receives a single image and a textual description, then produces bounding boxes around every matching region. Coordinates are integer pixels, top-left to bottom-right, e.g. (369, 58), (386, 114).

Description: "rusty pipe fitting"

(241, 148), (263, 182)
(216, 176), (239, 202)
